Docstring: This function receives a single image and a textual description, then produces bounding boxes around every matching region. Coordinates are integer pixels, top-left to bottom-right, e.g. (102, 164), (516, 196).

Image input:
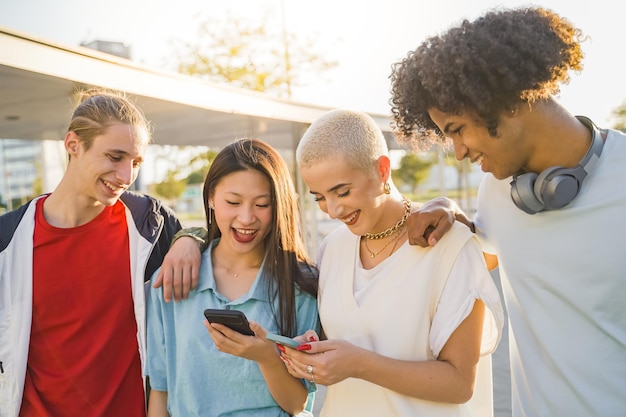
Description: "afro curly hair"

(389, 7), (585, 149)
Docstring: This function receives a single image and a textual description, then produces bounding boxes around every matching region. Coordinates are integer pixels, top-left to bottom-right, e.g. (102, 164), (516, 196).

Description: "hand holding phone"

(203, 309), (255, 336)
(265, 332), (300, 349)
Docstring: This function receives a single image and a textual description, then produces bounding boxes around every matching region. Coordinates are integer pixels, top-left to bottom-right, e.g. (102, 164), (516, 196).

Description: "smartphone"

(203, 309), (255, 336)
(265, 332), (300, 349)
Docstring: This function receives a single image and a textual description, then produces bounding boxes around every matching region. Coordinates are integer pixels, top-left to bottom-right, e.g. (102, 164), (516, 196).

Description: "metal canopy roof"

(0, 27), (395, 151)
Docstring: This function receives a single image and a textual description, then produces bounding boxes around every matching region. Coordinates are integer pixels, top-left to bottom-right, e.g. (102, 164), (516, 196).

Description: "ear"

(376, 155), (392, 182)
(503, 103), (520, 119)
(65, 131), (82, 157)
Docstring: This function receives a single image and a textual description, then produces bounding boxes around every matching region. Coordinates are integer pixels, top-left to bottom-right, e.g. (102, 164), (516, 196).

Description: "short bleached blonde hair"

(296, 109), (389, 177)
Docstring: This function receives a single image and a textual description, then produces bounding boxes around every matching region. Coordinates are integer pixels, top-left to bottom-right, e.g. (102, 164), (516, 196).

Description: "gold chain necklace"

(363, 225), (406, 258)
(362, 196), (411, 240)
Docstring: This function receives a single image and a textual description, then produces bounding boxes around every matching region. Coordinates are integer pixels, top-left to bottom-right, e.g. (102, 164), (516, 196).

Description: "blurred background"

(2, 1), (625, 414)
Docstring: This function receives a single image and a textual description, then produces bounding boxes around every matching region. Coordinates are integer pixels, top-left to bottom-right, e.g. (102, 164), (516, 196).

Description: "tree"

(154, 170), (187, 202)
(392, 153), (434, 194)
(610, 100), (626, 132)
(187, 149), (219, 184)
(173, 10), (338, 98)
(152, 147), (218, 203)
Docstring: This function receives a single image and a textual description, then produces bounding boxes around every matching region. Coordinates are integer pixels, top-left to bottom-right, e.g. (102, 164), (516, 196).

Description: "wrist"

(171, 227), (209, 251)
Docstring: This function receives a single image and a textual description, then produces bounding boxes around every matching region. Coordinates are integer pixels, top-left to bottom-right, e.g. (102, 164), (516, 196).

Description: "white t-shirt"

(317, 222), (503, 417)
(474, 128), (626, 417)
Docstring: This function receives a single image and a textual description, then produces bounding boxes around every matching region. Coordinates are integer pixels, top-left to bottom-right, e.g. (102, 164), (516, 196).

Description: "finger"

(172, 269), (183, 302)
(152, 269), (164, 289)
(427, 221), (453, 247)
(292, 330), (319, 345)
(159, 267), (174, 303)
(203, 320), (224, 342)
(407, 213), (430, 247)
(249, 321), (267, 339)
(180, 266), (193, 300)
(303, 330), (320, 343)
(408, 232), (429, 247)
(190, 261), (200, 291)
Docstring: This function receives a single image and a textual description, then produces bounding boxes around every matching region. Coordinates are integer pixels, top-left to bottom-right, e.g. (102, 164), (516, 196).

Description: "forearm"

(170, 226), (209, 251)
(258, 353), (309, 415)
(147, 389), (170, 417)
(354, 349), (475, 404)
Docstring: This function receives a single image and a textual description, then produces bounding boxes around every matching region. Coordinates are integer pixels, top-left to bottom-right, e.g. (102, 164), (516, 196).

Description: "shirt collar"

(195, 239), (274, 304)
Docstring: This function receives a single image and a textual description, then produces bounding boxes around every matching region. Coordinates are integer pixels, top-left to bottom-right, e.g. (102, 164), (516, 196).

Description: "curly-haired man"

(390, 7), (626, 417)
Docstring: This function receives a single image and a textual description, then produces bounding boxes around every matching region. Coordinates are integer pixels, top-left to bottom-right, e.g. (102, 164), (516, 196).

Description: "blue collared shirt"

(146, 239), (319, 417)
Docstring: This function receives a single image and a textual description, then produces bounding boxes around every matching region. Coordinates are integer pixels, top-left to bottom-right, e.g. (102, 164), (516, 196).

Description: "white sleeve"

(429, 239), (504, 357)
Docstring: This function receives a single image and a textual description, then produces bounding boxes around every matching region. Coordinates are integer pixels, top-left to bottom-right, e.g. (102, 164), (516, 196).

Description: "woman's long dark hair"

(202, 138), (318, 337)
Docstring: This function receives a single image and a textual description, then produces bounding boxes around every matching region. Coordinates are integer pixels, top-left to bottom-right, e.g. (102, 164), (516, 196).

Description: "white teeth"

(103, 180), (121, 192)
(235, 229), (256, 235)
(342, 212), (358, 224)
(474, 155), (484, 166)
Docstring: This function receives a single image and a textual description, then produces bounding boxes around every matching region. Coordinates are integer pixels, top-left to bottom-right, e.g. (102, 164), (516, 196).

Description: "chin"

(489, 169), (512, 180)
(100, 195), (122, 206)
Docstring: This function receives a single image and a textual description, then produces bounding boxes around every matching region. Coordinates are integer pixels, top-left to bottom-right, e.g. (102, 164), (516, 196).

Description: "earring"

(383, 182), (391, 194)
(208, 205), (213, 225)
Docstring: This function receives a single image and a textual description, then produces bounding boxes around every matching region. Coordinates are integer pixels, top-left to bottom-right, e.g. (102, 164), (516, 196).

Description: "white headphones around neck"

(510, 116), (604, 215)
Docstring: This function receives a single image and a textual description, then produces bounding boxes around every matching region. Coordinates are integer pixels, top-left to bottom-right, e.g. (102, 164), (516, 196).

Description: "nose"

(237, 204), (257, 224)
(324, 198), (343, 220)
(452, 139), (469, 161)
(116, 161), (136, 186)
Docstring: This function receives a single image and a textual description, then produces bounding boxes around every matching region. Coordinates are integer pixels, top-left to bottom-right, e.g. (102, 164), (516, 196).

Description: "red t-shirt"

(20, 197), (146, 417)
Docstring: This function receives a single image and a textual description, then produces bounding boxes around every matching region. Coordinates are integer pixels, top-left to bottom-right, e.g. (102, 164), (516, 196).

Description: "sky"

(1, 0), (624, 129)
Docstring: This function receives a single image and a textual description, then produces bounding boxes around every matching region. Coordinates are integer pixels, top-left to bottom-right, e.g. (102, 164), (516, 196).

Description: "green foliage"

(186, 171), (205, 185)
(610, 100), (626, 132)
(187, 149), (218, 183)
(173, 11), (338, 97)
(154, 170), (187, 201)
(392, 153), (434, 192)
(152, 148), (218, 201)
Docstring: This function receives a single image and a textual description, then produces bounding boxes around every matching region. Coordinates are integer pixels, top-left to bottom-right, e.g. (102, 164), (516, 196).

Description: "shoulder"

(605, 128), (626, 152)
(0, 198), (40, 251)
(317, 224), (357, 263)
(321, 224), (356, 246)
(121, 191), (180, 224)
(121, 190), (168, 214)
(439, 221), (475, 247)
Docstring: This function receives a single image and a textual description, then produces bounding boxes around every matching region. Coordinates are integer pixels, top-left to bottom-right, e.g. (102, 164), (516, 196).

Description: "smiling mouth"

(341, 210), (359, 225)
(232, 228), (257, 244)
(102, 179), (124, 193)
(471, 154), (484, 166)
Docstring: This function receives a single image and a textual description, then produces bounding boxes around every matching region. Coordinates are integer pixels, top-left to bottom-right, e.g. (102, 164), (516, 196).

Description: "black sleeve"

(145, 203), (182, 281)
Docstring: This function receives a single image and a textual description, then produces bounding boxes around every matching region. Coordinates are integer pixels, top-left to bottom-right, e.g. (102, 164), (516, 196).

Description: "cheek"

(259, 208), (274, 227)
(317, 201), (328, 214)
(212, 205), (233, 225)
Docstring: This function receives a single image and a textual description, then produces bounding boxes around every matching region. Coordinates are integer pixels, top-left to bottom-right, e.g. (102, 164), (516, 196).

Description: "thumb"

(249, 321), (267, 338)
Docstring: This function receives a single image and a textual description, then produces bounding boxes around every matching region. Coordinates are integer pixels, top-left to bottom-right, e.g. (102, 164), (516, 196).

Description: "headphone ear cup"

(534, 167), (581, 210)
(510, 172), (545, 214)
(533, 167), (559, 205)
